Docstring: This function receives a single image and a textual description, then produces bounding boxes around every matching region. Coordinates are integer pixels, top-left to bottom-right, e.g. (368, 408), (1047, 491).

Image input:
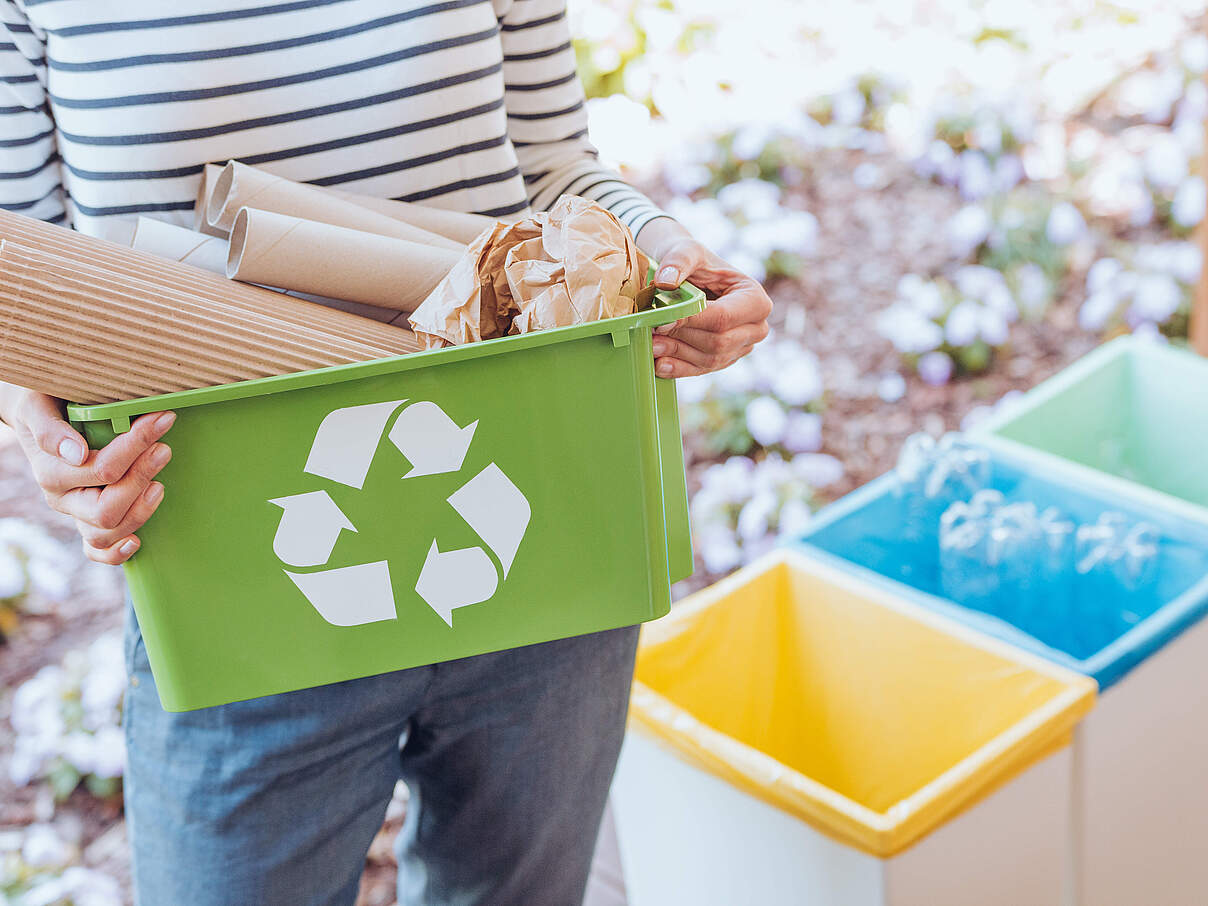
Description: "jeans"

(121, 600), (639, 906)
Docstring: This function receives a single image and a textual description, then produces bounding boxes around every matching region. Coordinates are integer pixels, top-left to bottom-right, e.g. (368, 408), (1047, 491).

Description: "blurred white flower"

(897, 275), (946, 318)
(1086, 257), (1124, 295)
(1144, 133), (1190, 191)
(947, 205), (992, 257)
(1183, 33), (1208, 74)
(831, 85), (866, 126)
(877, 372), (907, 403)
(1079, 290), (1121, 332)
(676, 374), (712, 406)
(698, 525), (743, 574)
(994, 154), (1025, 193)
(958, 150), (995, 200)
(945, 300), (982, 346)
(724, 247), (767, 283)
(852, 161), (882, 189)
(0, 547), (25, 599)
(9, 632), (125, 794)
(700, 456), (755, 505)
(769, 354), (823, 406)
(745, 396), (787, 446)
(782, 411), (823, 453)
(717, 178), (782, 221)
(1014, 263), (1051, 316)
(791, 453), (844, 488)
(977, 305), (1011, 345)
(777, 497), (813, 538)
(1045, 202), (1087, 245)
(1172, 176), (1206, 229)
(877, 304), (944, 354)
(21, 824), (71, 868)
(1129, 273), (1183, 325)
(918, 351), (954, 386)
(737, 492), (777, 541)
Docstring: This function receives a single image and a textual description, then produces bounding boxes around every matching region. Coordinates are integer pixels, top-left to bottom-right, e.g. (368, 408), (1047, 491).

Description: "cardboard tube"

(328, 187), (495, 244)
(228, 208), (462, 312)
(194, 163), (228, 238)
(208, 162), (464, 250)
(131, 217), (228, 275)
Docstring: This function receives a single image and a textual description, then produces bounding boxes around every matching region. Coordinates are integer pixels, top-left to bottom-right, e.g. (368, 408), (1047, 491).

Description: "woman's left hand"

(637, 220), (773, 378)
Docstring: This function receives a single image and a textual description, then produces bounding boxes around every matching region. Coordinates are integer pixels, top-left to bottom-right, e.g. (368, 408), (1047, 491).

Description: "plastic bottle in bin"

(939, 489), (1005, 610)
(896, 433), (991, 540)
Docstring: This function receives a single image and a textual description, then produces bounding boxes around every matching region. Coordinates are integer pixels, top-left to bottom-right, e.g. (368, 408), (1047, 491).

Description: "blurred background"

(3, 1), (1207, 903)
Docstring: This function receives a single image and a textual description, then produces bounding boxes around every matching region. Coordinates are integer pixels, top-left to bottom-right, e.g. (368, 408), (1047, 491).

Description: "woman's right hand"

(2, 389), (176, 565)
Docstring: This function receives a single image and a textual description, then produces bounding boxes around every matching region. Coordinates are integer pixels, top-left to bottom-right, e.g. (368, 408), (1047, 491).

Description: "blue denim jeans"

(121, 601), (639, 906)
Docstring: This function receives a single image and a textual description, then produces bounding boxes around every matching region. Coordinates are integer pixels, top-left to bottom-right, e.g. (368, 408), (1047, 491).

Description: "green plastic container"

(975, 336), (1208, 524)
(68, 286), (704, 711)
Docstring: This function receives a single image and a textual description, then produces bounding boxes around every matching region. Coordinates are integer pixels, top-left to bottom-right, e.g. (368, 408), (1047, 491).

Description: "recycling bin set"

(67, 286), (705, 711)
(801, 441), (1208, 905)
(610, 548), (1096, 906)
(975, 336), (1208, 524)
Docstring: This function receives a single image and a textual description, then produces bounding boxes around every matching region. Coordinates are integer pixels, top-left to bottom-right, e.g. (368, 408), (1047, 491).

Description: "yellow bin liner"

(630, 548), (1096, 857)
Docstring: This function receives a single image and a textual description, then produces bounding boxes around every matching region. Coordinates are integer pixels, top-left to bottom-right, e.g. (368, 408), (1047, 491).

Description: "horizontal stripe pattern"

(0, 0), (665, 246)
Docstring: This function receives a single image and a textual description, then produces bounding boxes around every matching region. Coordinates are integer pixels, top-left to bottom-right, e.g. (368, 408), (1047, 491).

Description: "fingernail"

(119, 539), (138, 558)
(652, 339), (668, 356)
(150, 444), (172, 468)
(143, 482), (164, 505)
(153, 412), (176, 434)
(656, 266), (679, 286)
(58, 438), (86, 466)
(657, 361), (673, 377)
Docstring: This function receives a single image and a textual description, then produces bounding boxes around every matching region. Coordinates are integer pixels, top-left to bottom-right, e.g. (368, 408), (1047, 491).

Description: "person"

(0, 2), (771, 903)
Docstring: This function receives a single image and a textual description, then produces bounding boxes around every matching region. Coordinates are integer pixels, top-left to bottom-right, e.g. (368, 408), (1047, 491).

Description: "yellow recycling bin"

(610, 549), (1096, 906)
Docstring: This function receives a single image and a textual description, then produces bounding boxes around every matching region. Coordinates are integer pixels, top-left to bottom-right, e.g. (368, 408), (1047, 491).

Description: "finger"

(653, 245), (704, 290)
(656, 322), (768, 356)
(653, 356), (707, 379)
(653, 318), (683, 337)
(678, 289), (772, 335)
(83, 534), (140, 566)
(58, 442), (171, 529)
(78, 481), (165, 551)
(18, 393), (89, 466)
(82, 411), (175, 488)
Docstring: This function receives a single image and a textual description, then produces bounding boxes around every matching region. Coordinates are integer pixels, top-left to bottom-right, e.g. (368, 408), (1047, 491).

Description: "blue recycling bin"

(797, 448), (1208, 691)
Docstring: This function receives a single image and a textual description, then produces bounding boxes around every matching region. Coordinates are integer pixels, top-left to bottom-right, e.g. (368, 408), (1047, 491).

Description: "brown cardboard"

(207, 162), (464, 250)
(132, 217), (228, 274)
(0, 209), (421, 404)
(194, 163), (228, 238)
(327, 187), (496, 244)
(227, 208), (462, 311)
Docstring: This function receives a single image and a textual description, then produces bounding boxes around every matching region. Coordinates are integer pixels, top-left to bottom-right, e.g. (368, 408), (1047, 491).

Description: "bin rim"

(66, 281), (705, 424)
(969, 335), (1208, 527)
(796, 447), (1208, 690)
(630, 547), (1096, 858)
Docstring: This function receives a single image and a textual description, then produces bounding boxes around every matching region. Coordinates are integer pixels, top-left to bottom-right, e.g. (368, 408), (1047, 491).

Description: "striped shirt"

(0, 0), (666, 244)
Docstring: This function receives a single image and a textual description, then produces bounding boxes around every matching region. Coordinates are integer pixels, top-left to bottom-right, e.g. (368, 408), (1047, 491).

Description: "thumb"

(653, 244), (700, 290)
(19, 392), (89, 466)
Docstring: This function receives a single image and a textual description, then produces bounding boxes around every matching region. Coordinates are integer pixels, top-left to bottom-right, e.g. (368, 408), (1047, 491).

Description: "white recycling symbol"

(268, 399), (530, 628)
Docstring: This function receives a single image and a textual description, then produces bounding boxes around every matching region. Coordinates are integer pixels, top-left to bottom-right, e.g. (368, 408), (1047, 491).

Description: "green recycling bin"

(976, 336), (1208, 523)
(68, 286), (704, 711)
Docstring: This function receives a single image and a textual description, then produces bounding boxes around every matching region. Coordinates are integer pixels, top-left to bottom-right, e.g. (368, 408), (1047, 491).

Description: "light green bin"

(68, 286), (704, 711)
(976, 336), (1208, 524)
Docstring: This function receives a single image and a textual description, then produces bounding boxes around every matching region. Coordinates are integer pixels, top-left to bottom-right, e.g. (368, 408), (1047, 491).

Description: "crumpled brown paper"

(409, 196), (650, 348)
